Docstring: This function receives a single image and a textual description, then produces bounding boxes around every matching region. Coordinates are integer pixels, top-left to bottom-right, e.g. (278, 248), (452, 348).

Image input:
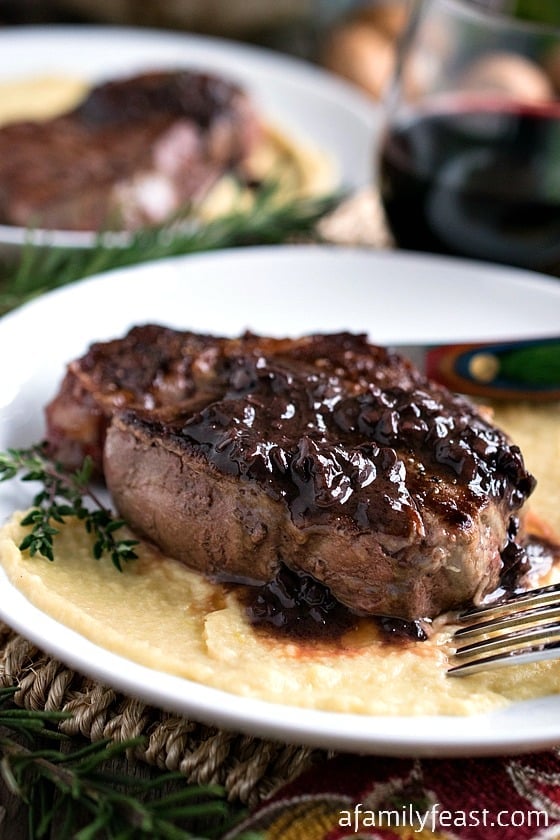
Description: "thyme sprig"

(0, 444), (138, 571)
(0, 688), (260, 839)
(0, 183), (343, 315)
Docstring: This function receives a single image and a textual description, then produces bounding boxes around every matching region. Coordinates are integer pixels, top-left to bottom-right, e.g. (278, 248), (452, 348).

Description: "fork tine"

(453, 621), (560, 659)
(453, 603), (560, 639)
(457, 582), (560, 622)
(448, 639), (560, 676)
(447, 582), (560, 677)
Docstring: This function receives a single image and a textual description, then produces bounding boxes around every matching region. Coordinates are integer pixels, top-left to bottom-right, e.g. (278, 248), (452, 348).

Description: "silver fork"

(447, 583), (560, 676)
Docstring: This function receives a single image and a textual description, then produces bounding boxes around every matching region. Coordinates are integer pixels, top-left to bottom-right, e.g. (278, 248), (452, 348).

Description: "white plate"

(1, 245), (560, 757)
(0, 25), (378, 250)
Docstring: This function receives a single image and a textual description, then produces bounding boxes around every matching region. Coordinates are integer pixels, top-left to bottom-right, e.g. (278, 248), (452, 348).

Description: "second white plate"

(0, 245), (559, 756)
(0, 25), (378, 249)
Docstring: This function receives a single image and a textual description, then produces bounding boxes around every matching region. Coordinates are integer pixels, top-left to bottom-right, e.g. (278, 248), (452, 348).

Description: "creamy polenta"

(0, 402), (559, 717)
(0, 76), (89, 126)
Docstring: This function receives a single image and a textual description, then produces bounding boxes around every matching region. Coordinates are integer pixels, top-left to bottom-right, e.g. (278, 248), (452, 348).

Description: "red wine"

(379, 99), (560, 276)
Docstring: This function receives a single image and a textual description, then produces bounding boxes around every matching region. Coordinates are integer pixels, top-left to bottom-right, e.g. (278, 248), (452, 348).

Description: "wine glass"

(377, 0), (560, 276)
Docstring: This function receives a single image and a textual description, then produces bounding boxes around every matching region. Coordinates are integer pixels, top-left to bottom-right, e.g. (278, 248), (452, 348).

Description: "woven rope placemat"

(0, 190), (390, 807)
(0, 621), (324, 806)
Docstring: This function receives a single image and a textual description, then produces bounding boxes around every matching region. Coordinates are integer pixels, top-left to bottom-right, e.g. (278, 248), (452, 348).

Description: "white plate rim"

(0, 24), (378, 249)
(0, 244), (559, 757)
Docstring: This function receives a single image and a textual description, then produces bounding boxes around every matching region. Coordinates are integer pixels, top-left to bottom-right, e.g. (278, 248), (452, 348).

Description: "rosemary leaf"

(0, 733), (255, 839)
(0, 691), (256, 839)
(0, 185), (342, 315)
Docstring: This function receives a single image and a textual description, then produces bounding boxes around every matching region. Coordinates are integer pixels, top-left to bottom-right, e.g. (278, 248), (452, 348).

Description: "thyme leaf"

(0, 444), (138, 571)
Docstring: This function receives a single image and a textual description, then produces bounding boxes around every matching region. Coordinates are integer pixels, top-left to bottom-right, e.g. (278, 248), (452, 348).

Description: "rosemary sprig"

(0, 444), (138, 571)
(0, 184), (342, 315)
(0, 688), (260, 839)
(0, 688), (69, 746)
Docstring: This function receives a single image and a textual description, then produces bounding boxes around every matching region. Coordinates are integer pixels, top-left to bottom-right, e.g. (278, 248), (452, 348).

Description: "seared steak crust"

(0, 70), (260, 231)
(46, 327), (536, 620)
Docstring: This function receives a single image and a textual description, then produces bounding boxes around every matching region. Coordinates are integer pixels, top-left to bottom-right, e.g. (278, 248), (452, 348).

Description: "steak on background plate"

(45, 326), (536, 622)
(0, 70), (260, 231)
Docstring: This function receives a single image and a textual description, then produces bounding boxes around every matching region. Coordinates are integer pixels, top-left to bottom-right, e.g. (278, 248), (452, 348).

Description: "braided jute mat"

(0, 621), (323, 807)
(0, 190), (391, 808)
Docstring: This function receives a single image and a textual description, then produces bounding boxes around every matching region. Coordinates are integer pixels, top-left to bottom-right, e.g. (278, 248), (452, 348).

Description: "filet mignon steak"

(45, 326), (536, 622)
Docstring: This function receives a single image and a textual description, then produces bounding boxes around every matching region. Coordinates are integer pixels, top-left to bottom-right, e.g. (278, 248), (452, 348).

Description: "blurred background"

(0, 0), (403, 105)
(0, 1), (558, 104)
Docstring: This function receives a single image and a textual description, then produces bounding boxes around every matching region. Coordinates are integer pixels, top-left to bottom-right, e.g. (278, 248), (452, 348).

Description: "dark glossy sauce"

(237, 531), (560, 646)
(238, 563), (429, 644)
(179, 337), (535, 537)
(485, 529), (560, 604)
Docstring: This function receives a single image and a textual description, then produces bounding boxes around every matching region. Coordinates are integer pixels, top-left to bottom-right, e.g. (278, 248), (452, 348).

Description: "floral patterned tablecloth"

(230, 751), (560, 839)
